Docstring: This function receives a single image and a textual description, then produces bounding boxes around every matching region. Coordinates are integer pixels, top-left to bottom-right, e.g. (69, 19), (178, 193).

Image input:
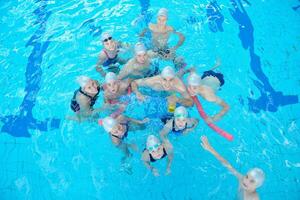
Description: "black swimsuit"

(70, 87), (100, 112)
(171, 119), (187, 136)
(147, 148), (167, 162)
(201, 70), (225, 87)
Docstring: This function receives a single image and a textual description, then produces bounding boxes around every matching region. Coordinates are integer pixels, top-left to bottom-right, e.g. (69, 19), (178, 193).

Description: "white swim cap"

(174, 106), (188, 119)
(134, 42), (146, 55)
(76, 76), (92, 88)
(248, 168), (265, 188)
(146, 135), (160, 149)
(105, 72), (117, 84)
(102, 116), (117, 132)
(161, 66), (175, 79)
(188, 72), (201, 86)
(101, 32), (112, 42)
(158, 8), (168, 18)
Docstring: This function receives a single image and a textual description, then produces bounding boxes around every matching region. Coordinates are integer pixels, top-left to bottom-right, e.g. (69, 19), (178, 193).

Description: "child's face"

(157, 16), (167, 26)
(149, 144), (164, 159)
(106, 81), (119, 94)
(162, 76), (174, 90)
(136, 52), (147, 64)
(174, 117), (187, 129)
(242, 173), (257, 192)
(110, 123), (125, 136)
(84, 80), (98, 94)
(104, 39), (116, 51)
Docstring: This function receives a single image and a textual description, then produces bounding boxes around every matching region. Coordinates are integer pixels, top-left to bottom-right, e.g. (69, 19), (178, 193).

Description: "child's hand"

(215, 57), (221, 67)
(136, 92), (146, 101)
(204, 116), (214, 124)
(152, 168), (160, 177)
(200, 136), (214, 152)
(141, 118), (150, 124)
(165, 167), (171, 175)
(128, 143), (139, 152)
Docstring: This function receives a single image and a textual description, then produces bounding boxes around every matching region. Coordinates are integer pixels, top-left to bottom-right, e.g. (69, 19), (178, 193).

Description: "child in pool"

(96, 32), (128, 77)
(142, 135), (174, 176)
(186, 60), (229, 123)
(140, 8), (186, 70)
(131, 66), (193, 107)
(68, 76), (101, 122)
(160, 106), (198, 140)
(200, 136), (265, 200)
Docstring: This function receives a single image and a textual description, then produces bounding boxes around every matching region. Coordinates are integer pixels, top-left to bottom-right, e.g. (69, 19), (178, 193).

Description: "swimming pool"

(0, 0), (300, 199)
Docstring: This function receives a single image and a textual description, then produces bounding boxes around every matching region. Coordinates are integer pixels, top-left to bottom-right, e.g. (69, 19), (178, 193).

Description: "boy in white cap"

(201, 136), (265, 200)
(118, 42), (159, 80)
(186, 65), (229, 123)
(69, 76), (101, 122)
(96, 32), (128, 77)
(140, 8), (186, 70)
(131, 66), (193, 107)
(103, 72), (132, 106)
(142, 134), (174, 176)
(160, 106), (198, 140)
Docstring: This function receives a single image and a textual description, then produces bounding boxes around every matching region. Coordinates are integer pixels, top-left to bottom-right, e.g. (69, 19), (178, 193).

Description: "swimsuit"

(171, 119), (187, 136)
(70, 87), (100, 112)
(143, 147), (167, 162)
(102, 49), (119, 67)
(201, 70), (225, 87)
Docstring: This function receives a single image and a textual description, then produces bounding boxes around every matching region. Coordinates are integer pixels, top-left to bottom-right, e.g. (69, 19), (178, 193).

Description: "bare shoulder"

(149, 23), (156, 30)
(98, 51), (107, 59)
(252, 192), (260, 200)
(163, 140), (173, 153)
(167, 26), (174, 32)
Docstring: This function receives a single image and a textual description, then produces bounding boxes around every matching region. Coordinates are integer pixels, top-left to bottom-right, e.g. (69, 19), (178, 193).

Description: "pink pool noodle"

(192, 96), (233, 141)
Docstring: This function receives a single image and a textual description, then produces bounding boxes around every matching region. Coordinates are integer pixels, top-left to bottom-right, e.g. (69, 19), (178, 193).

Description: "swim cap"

(188, 73), (201, 86)
(134, 42), (146, 55)
(105, 72), (117, 84)
(157, 8), (168, 17)
(146, 135), (160, 149)
(102, 116), (117, 132)
(161, 66), (175, 79)
(101, 32), (112, 42)
(76, 76), (92, 88)
(248, 168), (265, 188)
(174, 106), (188, 119)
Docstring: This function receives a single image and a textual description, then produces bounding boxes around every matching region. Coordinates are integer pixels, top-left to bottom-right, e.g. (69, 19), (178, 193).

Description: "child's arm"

(200, 92), (229, 122)
(141, 151), (159, 176)
(209, 57), (221, 71)
(164, 138), (174, 175)
(182, 118), (199, 135)
(172, 29), (185, 50)
(95, 52), (107, 77)
(159, 120), (173, 141)
(200, 136), (242, 179)
(122, 115), (149, 125)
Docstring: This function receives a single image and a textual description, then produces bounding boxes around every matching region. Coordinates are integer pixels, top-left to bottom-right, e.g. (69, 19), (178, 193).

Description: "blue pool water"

(1, 0), (300, 199)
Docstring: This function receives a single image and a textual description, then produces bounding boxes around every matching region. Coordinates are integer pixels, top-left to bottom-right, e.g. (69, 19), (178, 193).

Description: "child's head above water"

(242, 168), (265, 192)
(157, 8), (168, 18)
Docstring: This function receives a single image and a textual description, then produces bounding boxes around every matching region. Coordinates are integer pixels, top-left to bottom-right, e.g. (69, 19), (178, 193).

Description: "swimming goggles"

(103, 37), (112, 42)
(174, 113), (187, 119)
(147, 143), (161, 153)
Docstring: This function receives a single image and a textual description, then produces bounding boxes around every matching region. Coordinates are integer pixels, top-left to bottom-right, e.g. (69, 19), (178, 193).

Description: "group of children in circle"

(68, 8), (265, 199)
